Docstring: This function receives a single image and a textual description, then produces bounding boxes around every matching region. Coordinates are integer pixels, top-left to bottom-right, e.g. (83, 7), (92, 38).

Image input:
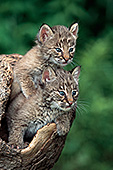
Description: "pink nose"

(69, 102), (73, 105)
(65, 58), (69, 61)
(64, 55), (69, 62)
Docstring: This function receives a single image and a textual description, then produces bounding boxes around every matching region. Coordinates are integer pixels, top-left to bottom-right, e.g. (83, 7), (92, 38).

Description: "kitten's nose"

(68, 98), (73, 105)
(65, 57), (69, 61)
(69, 102), (73, 105)
(64, 54), (69, 62)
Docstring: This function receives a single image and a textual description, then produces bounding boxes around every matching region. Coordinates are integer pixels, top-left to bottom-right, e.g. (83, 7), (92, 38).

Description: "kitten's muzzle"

(67, 102), (73, 108)
(66, 103), (72, 109)
(69, 102), (73, 105)
(66, 98), (73, 108)
(64, 57), (69, 62)
(63, 54), (70, 62)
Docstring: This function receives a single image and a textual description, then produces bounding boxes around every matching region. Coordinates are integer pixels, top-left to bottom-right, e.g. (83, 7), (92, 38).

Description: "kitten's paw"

(23, 142), (29, 148)
(56, 124), (70, 136)
(8, 141), (23, 149)
(8, 144), (22, 149)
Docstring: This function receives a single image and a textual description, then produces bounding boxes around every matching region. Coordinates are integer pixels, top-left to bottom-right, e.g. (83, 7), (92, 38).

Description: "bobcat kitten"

(6, 66), (80, 148)
(11, 23), (78, 100)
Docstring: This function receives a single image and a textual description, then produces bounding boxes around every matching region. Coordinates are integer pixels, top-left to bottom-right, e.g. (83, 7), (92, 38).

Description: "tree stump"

(0, 54), (76, 169)
(0, 113), (75, 170)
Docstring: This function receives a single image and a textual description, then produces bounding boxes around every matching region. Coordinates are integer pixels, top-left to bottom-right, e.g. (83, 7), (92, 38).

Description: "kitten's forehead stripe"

(67, 38), (71, 43)
(52, 25), (75, 43)
(43, 24), (77, 66)
(60, 86), (64, 90)
(71, 84), (74, 89)
(44, 67), (79, 113)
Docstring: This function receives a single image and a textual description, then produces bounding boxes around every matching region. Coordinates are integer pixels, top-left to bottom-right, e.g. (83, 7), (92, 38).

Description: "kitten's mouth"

(61, 59), (72, 65)
(62, 61), (68, 65)
(52, 58), (72, 66)
(66, 106), (71, 108)
(65, 103), (75, 109)
(61, 104), (73, 111)
(56, 60), (69, 66)
(62, 106), (72, 111)
(51, 101), (75, 112)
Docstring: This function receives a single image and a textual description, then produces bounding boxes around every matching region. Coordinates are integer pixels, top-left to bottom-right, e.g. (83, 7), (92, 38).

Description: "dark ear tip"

(39, 23), (52, 30)
(38, 23), (46, 32)
(40, 23), (48, 28)
(76, 65), (81, 71)
(39, 23), (54, 35)
(76, 65), (81, 70)
(70, 65), (81, 74)
(69, 22), (78, 29)
(78, 65), (81, 69)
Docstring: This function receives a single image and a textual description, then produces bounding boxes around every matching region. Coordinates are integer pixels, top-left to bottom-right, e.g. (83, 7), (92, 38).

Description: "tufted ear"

(69, 23), (79, 38)
(71, 66), (81, 83)
(42, 67), (56, 83)
(37, 24), (54, 43)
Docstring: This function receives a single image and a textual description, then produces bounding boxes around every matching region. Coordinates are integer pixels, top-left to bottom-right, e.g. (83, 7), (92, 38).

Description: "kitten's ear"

(72, 66), (81, 83)
(42, 67), (56, 83)
(69, 23), (79, 38)
(37, 24), (54, 43)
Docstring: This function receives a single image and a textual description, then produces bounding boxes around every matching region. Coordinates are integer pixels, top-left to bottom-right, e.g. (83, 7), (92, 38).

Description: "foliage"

(0, 0), (113, 169)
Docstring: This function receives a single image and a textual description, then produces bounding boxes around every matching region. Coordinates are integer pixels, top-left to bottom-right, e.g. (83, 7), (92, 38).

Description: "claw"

(9, 144), (21, 149)
(17, 146), (20, 149)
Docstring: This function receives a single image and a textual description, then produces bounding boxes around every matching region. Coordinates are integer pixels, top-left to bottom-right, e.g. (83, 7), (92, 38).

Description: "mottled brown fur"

(11, 23), (78, 100)
(6, 66), (80, 148)
(0, 54), (23, 121)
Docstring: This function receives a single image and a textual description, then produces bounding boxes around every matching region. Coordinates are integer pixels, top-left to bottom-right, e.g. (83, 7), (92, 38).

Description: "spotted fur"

(0, 54), (23, 123)
(6, 66), (80, 148)
(12, 23), (79, 99)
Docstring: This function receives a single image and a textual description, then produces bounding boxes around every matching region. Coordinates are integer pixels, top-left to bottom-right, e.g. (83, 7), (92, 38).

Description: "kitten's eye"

(72, 91), (77, 96)
(56, 48), (62, 52)
(59, 91), (65, 96)
(69, 48), (73, 53)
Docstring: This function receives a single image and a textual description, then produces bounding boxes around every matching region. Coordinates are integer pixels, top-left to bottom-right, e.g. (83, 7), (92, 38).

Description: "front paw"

(8, 136), (24, 149)
(8, 143), (23, 149)
(56, 124), (70, 136)
(55, 114), (70, 136)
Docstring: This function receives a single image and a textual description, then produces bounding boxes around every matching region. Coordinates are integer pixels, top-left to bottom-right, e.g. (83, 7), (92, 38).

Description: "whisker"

(78, 104), (88, 113)
(70, 61), (76, 67)
(76, 105), (84, 116)
(78, 102), (90, 108)
(78, 99), (90, 106)
(76, 99), (90, 116)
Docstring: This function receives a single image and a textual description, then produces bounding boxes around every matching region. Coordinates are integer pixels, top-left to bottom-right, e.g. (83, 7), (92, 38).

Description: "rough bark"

(0, 54), (23, 125)
(0, 113), (75, 170)
(0, 54), (76, 169)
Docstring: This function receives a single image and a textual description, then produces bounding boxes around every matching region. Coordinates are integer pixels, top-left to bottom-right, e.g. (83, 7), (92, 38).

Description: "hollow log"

(0, 112), (75, 170)
(0, 54), (76, 169)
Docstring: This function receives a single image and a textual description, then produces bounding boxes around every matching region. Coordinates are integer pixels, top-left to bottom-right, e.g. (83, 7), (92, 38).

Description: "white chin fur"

(50, 58), (72, 66)
(50, 101), (73, 112)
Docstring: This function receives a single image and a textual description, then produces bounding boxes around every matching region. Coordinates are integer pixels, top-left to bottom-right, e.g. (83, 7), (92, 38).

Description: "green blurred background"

(0, 0), (113, 169)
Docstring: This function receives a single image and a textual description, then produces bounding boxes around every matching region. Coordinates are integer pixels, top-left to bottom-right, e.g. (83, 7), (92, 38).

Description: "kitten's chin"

(61, 107), (72, 112)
